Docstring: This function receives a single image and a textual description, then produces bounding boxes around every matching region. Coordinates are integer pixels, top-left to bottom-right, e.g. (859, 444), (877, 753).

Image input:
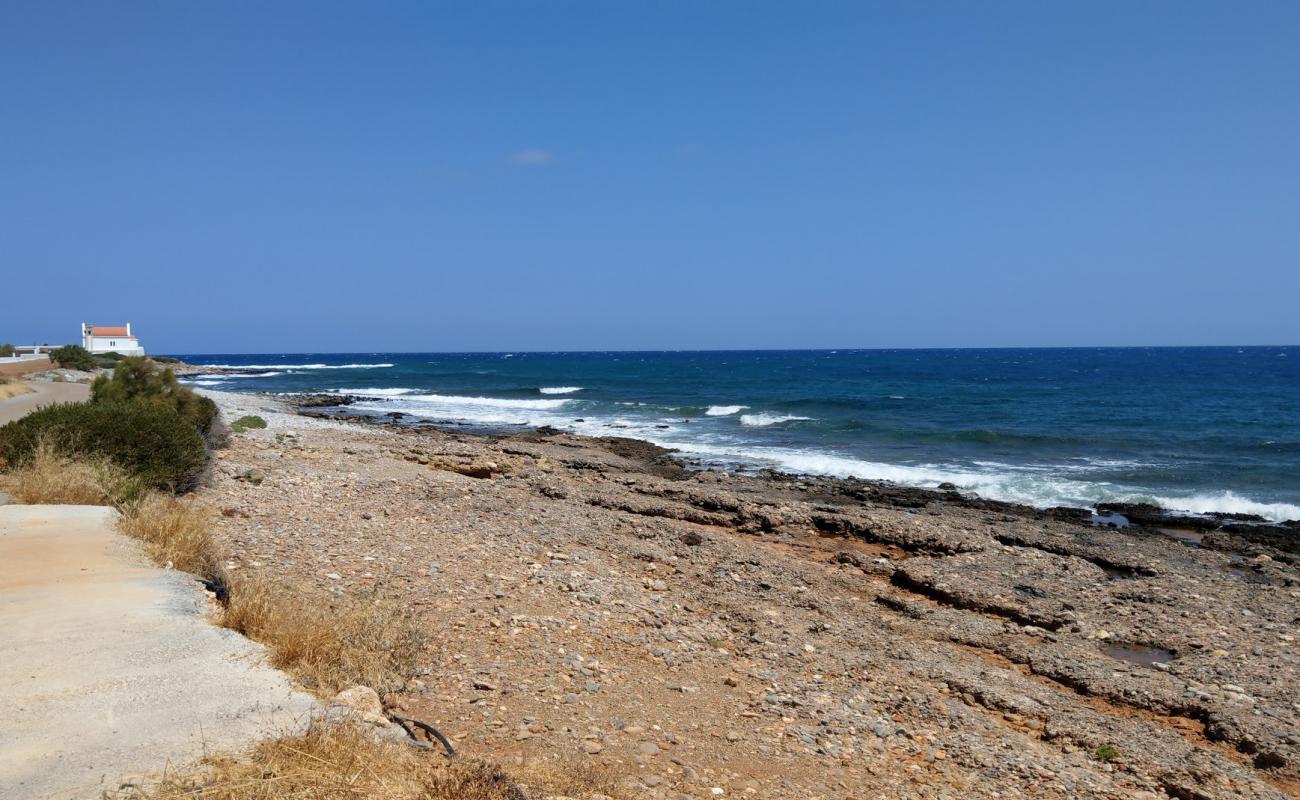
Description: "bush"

(151, 355), (181, 364)
(1093, 745), (1119, 761)
(230, 414), (267, 433)
(0, 400), (209, 492)
(0, 343), (15, 357)
(50, 344), (97, 371)
(91, 357), (223, 446)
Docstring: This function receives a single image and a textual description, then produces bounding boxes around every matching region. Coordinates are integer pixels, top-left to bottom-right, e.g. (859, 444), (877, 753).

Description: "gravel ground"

(197, 389), (1300, 800)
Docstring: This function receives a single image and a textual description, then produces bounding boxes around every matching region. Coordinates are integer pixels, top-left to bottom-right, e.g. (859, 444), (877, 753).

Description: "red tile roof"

(89, 326), (134, 338)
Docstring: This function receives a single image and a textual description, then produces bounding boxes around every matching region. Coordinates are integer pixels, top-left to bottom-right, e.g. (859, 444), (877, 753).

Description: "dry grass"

(113, 721), (624, 800)
(221, 574), (427, 695)
(119, 492), (227, 582)
(111, 490), (423, 696)
(2, 441), (140, 505)
(0, 379), (33, 400)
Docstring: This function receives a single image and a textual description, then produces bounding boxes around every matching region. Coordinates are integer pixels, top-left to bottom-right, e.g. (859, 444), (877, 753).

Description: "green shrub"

(50, 344), (97, 371)
(1092, 745), (1119, 762)
(91, 357), (222, 446)
(230, 415), (268, 433)
(0, 400), (209, 493)
(98, 351), (125, 361)
(0, 343), (15, 357)
(151, 356), (181, 364)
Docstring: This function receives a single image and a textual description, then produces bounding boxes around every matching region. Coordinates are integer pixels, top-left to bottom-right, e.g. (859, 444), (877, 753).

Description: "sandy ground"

(0, 357), (52, 379)
(0, 380), (90, 425)
(0, 504), (318, 800)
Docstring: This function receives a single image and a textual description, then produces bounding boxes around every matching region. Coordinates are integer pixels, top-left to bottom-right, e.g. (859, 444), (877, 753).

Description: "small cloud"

(510, 149), (554, 166)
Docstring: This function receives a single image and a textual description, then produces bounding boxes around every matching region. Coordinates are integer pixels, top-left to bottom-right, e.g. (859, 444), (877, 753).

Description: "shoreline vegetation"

(2, 357), (1297, 797)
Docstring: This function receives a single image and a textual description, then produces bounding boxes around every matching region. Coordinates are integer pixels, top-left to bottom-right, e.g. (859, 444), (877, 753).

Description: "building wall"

(86, 337), (144, 354)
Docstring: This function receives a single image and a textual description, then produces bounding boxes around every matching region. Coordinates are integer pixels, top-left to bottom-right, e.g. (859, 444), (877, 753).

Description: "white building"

(81, 323), (145, 355)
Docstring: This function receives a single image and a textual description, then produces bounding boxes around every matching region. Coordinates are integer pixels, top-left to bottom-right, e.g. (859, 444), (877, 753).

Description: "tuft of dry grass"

(112, 721), (625, 800)
(111, 491), (423, 696)
(118, 493), (227, 583)
(2, 441), (140, 505)
(221, 574), (427, 696)
(0, 379), (33, 400)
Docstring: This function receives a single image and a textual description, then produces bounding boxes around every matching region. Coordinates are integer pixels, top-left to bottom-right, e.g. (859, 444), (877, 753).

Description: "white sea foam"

(198, 363), (394, 370)
(705, 405), (748, 416)
(349, 393), (575, 427)
(1150, 492), (1300, 523)
(332, 387), (415, 396)
(539, 386), (584, 395)
(182, 371), (283, 383)
(654, 440), (1300, 523)
(739, 413), (813, 427)
(400, 393), (571, 410)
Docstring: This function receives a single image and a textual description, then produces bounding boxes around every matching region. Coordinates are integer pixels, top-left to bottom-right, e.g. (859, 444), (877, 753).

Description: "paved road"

(0, 505), (317, 799)
(0, 381), (90, 425)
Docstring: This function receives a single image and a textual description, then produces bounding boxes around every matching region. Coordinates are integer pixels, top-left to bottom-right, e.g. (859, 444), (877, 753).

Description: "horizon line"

(156, 343), (1299, 357)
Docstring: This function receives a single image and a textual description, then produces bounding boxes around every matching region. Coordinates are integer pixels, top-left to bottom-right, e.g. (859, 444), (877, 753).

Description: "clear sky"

(2, 1), (1298, 353)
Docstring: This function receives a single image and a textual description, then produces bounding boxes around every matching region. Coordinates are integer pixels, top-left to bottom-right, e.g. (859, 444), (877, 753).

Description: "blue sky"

(2, 1), (1298, 353)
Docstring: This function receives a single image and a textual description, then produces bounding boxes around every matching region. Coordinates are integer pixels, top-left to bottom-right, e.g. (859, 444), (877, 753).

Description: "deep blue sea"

(173, 348), (1300, 522)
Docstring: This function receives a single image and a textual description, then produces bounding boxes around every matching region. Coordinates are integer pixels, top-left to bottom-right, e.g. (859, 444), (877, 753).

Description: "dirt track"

(0, 380), (89, 425)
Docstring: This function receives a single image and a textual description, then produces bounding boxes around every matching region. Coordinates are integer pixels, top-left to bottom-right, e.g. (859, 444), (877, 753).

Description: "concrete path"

(0, 381), (90, 425)
(0, 505), (317, 799)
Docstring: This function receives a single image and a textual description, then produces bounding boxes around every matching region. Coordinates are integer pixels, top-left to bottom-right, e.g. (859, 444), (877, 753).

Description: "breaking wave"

(539, 386), (584, 395)
(644, 440), (1300, 523)
(740, 413), (814, 427)
(349, 393), (575, 427)
(705, 405), (748, 416)
(198, 362), (394, 370)
(331, 387), (415, 396)
(1150, 492), (1300, 523)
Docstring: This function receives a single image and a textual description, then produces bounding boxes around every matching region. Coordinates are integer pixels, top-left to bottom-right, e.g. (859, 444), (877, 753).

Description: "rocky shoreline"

(290, 392), (1300, 545)
(192, 387), (1299, 799)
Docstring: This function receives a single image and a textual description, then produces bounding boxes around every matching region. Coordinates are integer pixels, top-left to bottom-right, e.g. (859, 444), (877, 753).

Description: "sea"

(171, 347), (1300, 523)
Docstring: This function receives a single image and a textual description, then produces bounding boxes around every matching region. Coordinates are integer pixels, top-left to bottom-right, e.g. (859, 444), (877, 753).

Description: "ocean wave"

(1150, 492), (1300, 522)
(198, 362), (394, 370)
(351, 393), (575, 427)
(331, 387), (415, 396)
(918, 428), (1084, 447)
(539, 386), (584, 395)
(183, 371), (282, 382)
(739, 413), (814, 427)
(705, 405), (748, 416)
(182, 379), (228, 386)
(400, 393), (571, 410)
(639, 437), (1299, 523)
